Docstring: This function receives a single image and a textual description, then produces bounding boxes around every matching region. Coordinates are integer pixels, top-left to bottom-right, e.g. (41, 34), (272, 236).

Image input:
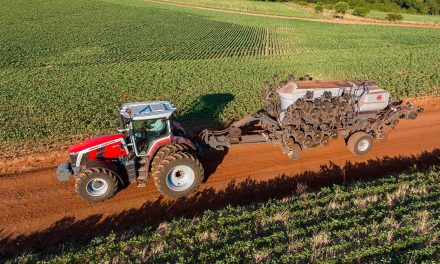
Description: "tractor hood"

(68, 134), (124, 154)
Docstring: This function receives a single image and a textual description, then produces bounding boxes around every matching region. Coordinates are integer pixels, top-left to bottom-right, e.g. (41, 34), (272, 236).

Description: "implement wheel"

(287, 140), (302, 160)
(347, 131), (373, 155)
(153, 152), (204, 199)
(75, 168), (118, 203)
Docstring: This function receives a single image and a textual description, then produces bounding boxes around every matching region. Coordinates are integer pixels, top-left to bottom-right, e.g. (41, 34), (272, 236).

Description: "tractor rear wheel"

(347, 131), (373, 155)
(75, 168), (119, 203)
(153, 151), (203, 199)
(150, 144), (189, 172)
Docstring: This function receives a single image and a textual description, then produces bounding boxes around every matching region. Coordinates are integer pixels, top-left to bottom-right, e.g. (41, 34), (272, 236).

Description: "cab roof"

(119, 101), (176, 120)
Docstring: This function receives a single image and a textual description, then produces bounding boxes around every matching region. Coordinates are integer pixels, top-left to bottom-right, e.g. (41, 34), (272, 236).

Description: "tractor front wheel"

(153, 152), (204, 199)
(75, 168), (119, 203)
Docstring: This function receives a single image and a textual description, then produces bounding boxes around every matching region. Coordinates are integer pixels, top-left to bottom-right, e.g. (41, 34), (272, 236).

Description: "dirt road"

(1, 108), (440, 257)
(145, 0), (440, 29)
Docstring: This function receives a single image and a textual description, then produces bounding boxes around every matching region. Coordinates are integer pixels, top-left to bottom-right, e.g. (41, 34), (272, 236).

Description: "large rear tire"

(347, 131), (373, 155)
(150, 144), (189, 172)
(153, 152), (203, 199)
(75, 168), (118, 203)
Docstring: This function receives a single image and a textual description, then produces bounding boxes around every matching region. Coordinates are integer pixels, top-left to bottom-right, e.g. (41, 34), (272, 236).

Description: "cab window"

(132, 118), (169, 155)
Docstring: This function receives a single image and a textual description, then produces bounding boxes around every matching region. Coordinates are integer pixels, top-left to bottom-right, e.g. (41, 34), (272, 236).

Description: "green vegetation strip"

(146, 0), (321, 19)
(10, 166), (440, 263)
(1, 0), (439, 156)
(368, 10), (440, 23)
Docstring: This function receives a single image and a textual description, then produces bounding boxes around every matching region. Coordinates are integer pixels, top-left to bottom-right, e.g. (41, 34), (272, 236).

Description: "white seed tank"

(277, 80), (390, 116)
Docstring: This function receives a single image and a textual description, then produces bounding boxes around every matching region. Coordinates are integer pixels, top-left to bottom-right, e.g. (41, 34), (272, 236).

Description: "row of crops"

(0, 1), (287, 67)
(0, 0), (439, 157)
(11, 164), (440, 262)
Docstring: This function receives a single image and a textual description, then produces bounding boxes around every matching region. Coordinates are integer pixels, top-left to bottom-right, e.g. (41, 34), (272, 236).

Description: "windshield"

(132, 118), (169, 155)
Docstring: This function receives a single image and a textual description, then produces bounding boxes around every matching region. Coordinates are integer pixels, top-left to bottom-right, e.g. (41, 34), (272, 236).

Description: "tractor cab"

(119, 101), (176, 157)
(57, 100), (203, 203)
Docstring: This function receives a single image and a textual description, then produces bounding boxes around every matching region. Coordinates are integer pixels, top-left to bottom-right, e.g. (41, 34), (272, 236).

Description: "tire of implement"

(347, 131), (373, 155)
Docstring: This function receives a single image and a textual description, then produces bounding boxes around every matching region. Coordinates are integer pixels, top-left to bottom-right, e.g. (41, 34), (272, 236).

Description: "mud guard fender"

(172, 136), (196, 150)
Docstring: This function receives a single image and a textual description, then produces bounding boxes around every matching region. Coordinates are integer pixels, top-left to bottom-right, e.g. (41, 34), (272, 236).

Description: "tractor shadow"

(178, 93), (235, 135)
(1, 149), (440, 259)
(177, 93), (234, 180)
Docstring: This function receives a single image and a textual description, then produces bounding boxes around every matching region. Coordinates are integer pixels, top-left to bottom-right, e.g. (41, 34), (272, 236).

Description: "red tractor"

(57, 101), (204, 203)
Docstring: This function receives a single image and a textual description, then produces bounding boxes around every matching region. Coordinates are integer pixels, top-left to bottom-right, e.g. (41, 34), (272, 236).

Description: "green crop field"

(10, 162), (440, 262)
(1, 0), (439, 158)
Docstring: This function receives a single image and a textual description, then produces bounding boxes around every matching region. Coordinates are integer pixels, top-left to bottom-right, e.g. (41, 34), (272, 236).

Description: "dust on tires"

(347, 131), (373, 155)
(75, 168), (119, 203)
(153, 151), (203, 199)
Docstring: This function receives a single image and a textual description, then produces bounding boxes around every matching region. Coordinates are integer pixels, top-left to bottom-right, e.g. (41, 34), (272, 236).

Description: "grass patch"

(368, 10), (440, 23)
(151, 0), (320, 19)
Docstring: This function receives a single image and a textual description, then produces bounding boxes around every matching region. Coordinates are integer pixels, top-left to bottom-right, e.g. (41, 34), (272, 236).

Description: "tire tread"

(152, 151), (203, 199)
(347, 131), (373, 155)
(75, 168), (118, 203)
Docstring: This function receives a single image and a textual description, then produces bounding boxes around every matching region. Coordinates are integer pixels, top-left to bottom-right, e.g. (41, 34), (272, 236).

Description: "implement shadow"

(1, 149), (439, 259)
